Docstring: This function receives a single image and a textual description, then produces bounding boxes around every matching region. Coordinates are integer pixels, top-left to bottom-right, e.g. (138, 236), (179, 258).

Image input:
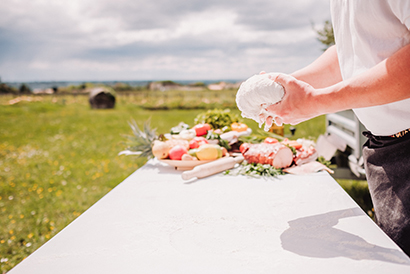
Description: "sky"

(0, 0), (331, 82)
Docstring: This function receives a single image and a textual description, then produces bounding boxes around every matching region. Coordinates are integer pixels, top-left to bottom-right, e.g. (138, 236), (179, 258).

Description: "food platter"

(158, 159), (216, 170)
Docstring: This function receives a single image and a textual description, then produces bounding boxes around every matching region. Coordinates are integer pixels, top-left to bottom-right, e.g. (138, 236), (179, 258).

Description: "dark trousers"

(362, 131), (410, 256)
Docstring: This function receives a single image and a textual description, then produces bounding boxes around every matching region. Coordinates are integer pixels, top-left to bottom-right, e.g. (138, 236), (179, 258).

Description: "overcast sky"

(0, 0), (330, 82)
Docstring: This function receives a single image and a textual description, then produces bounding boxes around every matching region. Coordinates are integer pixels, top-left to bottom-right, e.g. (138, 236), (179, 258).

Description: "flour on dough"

(236, 74), (284, 131)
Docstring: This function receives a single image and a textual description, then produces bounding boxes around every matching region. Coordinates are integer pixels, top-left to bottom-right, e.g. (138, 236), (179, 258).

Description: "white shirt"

(331, 0), (410, 136)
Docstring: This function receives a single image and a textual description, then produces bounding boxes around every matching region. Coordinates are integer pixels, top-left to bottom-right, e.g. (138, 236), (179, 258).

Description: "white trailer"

(325, 110), (367, 179)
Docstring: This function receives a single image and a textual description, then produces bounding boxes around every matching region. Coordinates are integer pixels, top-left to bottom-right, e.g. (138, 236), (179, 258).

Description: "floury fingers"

(235, 73), (285, 131)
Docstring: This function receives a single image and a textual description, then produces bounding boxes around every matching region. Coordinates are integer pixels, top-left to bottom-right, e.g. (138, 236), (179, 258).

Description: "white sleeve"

(388, 0), (410, 30)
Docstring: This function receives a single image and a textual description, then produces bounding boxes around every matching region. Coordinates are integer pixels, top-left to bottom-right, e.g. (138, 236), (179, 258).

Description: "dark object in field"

(89, 88), (116, 109)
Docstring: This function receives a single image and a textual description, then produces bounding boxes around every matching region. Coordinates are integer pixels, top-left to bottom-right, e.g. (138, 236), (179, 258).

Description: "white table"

(9, 159), (410, 273)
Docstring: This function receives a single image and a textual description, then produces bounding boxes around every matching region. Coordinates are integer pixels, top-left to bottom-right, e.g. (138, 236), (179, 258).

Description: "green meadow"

(0, 91), (370, 272)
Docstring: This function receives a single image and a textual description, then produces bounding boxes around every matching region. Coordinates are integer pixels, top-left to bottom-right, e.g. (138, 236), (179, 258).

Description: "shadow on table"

(280, 208), (410, 265)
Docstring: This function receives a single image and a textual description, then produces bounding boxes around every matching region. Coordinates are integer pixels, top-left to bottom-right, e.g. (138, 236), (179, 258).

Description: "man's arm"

(268, 43), (410, 125)
(317, 43), (410, 112)
(291, 45), (343, 88)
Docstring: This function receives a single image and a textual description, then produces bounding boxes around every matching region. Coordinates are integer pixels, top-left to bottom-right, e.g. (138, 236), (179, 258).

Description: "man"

(265, 1), (410, 255)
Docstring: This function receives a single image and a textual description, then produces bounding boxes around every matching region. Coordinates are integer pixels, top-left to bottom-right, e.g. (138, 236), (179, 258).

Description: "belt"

(390, 128), (410, 138)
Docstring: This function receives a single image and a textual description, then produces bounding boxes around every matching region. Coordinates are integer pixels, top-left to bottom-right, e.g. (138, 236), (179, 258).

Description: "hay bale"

(89, 87), (116, 109)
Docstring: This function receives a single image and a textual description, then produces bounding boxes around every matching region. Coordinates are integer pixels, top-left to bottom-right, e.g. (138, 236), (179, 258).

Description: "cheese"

(235, 73), (284, 131)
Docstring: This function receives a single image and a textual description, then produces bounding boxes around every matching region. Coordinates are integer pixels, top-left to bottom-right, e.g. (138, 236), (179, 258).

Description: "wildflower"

(27, 233), (33, 239)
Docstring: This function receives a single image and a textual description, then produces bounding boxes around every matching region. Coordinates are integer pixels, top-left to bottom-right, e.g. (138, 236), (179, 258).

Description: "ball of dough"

(235, 73), (284, 129)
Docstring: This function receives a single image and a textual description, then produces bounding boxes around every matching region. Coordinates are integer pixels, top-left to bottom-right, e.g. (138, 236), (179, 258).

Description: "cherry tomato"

(193, 123), (211, 136)
(189, 137), (208, 149)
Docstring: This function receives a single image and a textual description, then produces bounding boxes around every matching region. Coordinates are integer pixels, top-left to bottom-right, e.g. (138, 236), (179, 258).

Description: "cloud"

(0, 0), (330, 82)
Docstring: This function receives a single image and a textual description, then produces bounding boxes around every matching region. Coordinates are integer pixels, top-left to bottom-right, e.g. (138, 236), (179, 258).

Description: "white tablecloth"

(9, 159), (410, 273)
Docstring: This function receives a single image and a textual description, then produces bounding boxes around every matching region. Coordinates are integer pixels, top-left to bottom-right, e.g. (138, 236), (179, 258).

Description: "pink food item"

(294, 146), (318, 166)
(189, 137), (208, 149)
(242, 143), (293, 169)
(168, 145), (188, 160)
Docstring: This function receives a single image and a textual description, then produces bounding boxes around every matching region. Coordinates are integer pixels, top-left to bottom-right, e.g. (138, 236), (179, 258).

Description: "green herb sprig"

(225, 161), (285, 178)
(194, 108), (239, 129)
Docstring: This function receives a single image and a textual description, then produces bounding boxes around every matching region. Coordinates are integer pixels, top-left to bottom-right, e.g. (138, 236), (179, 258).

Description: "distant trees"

(314, 20), (335, 51)
(0, 75), (17, 94)
(0, 82), (31, 94)
(0, 75), (32, 94)
(19, 84), (31, 94)
(0, 83), (16, 94)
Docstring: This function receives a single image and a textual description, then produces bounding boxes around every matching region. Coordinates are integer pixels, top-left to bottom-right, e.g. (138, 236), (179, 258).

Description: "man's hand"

(265, 74), (321, 126)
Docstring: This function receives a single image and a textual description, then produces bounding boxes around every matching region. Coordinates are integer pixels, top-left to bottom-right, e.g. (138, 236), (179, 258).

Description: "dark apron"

(362, 131), (410, 256)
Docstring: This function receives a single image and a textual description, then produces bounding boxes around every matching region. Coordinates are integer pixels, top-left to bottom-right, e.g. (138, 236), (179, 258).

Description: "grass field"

(0, 92), (370, 272)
